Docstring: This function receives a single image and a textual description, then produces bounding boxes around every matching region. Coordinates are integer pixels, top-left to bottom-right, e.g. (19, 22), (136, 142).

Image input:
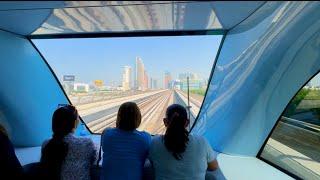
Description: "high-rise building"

(144, 70), (149, 90)
(122, 66), (132, 91)
(135, 57), (145, 90)
(152, 79), (158, 89)
(164, 71), (172, 89)
(150, 78), (158, 89)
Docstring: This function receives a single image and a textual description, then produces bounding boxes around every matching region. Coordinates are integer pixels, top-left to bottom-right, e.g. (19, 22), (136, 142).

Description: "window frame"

(28, 29), (226, 135)
(257, 70), (320, 180)
(189, 34), (226, 132)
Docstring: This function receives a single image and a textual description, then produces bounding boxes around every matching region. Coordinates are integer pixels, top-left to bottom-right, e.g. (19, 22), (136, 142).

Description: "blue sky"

(33, 35), (222, 86)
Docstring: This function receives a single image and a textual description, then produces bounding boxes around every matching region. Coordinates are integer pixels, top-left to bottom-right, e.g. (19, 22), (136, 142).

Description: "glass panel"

(260, 73), (320, 179)
(33, 35), (222, 134)
(32, 2), (221, 35)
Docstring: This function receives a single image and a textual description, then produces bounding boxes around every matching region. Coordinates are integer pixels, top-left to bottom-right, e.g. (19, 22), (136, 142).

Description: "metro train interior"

(0, 1), (320, 179)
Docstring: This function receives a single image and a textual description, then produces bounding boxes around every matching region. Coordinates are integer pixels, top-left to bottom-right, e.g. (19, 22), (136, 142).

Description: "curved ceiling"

(0, 1), (265, 36)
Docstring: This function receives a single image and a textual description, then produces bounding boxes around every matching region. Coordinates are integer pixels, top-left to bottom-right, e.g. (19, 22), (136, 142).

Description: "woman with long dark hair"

(40, 105), (97, 180)
(101, 102), (151, 180)
(149, 104), (218, 179)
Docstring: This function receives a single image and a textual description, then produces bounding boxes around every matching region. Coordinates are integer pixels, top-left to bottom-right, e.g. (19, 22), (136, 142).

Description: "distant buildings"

(122, 66), (132, 91)
(178, 72), (205, 91)
(73, 83), (89, 92)
(179, 72), (198, 80)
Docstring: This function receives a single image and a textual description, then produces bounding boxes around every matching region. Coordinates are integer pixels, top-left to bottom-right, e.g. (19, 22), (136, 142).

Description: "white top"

(42, 134), (97, 180)
(149, 135), (217, 180)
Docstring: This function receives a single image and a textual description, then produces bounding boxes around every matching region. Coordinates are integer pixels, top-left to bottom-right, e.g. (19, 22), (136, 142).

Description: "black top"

(0, 132), (23, 179)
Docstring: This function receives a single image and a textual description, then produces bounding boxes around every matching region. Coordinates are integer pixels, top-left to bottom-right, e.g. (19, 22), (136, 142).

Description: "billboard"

(63, 75), (75, 82)
(94, 80), (104, 87)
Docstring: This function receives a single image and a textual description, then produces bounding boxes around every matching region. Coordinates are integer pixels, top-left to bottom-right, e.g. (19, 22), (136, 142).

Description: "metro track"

(86, 90), (173, 133)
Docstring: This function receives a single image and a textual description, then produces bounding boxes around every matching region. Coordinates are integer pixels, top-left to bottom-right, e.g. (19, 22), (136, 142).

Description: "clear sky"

(33, 35), (222, 86)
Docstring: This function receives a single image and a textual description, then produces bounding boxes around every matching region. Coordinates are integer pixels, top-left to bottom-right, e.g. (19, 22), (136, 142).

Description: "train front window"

(33, 35), (222, 134)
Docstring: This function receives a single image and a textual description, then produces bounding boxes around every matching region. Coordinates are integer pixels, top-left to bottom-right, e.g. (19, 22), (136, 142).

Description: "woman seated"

(101, 102), (151, 180)
(0, 124), (24, 179)
(40, 105), (97, 180)
(149, 104), (219, 180)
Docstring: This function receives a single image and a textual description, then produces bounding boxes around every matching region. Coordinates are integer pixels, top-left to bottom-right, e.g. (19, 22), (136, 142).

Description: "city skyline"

(120, 57), (207, 91)
(33, 35), (222, 86)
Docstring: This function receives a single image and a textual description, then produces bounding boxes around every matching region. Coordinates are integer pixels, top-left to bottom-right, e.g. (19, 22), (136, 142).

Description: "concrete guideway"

(264, 138), (320, 179)
(174, 89), (202, 117)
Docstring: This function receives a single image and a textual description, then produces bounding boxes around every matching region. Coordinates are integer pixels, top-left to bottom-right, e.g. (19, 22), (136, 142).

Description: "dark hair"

(164, 104), (189, 160)
(40, 105), (78, 180)
(0, 124), (8, 137)
(116, 102), (141, 131)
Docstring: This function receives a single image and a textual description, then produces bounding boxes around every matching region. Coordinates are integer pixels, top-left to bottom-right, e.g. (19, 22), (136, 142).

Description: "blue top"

(101, 128), (151, 180)
(149, 135), (217, 180)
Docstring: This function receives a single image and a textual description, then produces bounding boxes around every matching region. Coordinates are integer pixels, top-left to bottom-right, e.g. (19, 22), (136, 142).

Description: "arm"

(208, 159), (219, 171)
(203, 137), (219, 171)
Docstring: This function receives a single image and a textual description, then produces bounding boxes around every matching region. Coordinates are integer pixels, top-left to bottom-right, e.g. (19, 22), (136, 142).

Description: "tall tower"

(164, 71), (172, 89)
(135, 57), (145, 90)
(122, 66), (131, 91)
(144, 70), (149, 90)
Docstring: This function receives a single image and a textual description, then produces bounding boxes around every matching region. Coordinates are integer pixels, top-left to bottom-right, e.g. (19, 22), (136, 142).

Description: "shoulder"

(189, 134), (206, 142)
(101, 128), (118, 139)
(68, 135), (95, 149)
(137, 130), (151, 139)
(135, 130), (152, 146)
(188, 135), (209, 147)
(150, 135), (163, 147)
(41, 139), (50, 149)
(76, 136), (94, 145)
(102, 127), (115, 135)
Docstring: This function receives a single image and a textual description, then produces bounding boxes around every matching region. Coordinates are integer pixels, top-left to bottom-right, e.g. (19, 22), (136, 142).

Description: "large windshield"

(33, 35), (222, 134)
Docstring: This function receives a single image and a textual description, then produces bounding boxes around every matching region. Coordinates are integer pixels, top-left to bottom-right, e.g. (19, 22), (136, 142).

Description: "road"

(74, 89), (202, 134)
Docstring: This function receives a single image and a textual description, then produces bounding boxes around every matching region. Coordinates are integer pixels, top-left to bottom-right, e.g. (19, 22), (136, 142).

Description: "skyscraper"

(122, 66), (132, 91)
(144, 70), (149, 90)
(151, 79), (158, 89)
(164, 71), (172, 89)
(135, 57), (145, 90)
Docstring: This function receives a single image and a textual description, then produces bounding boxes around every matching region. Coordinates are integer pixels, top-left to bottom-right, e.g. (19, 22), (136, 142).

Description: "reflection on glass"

(32, 2), (221, 35)
(261, 73), (320, 179)
(33, 35), (222, 134)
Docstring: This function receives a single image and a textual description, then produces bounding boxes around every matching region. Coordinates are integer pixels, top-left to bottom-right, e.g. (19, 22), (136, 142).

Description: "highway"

(76, 89), (202, 134)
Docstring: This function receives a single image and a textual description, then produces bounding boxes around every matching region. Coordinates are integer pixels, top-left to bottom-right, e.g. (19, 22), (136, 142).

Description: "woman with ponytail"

(149, 104), (218, 180)
(40, 105), (97, 180)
